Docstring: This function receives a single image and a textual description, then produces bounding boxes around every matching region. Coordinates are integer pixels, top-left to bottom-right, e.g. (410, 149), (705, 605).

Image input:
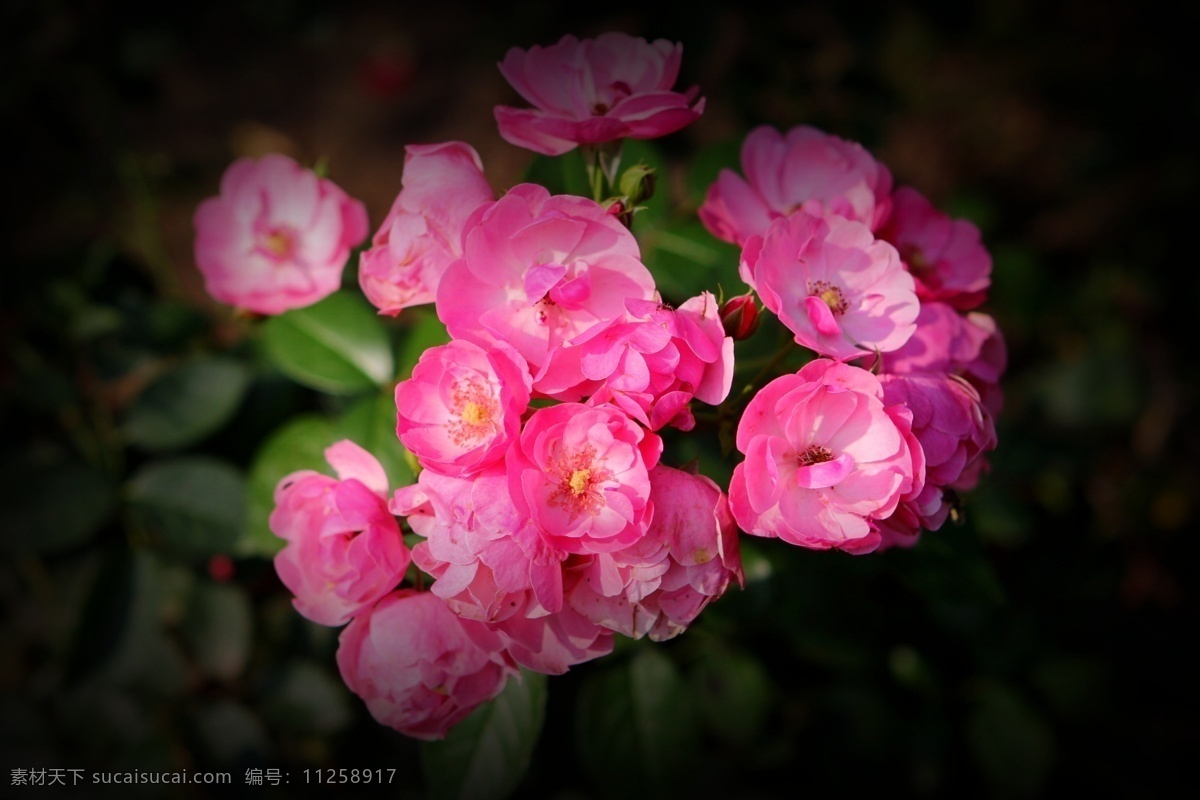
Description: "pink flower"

(436, 184), (656, 373)
(698, 125), (893, 246)
(877, 186), (992, 310)
(506, 403), (660, 555)
(740, 209), (918, 360)
(567, 465), (743, 641)
(494, 33), (704, 156)
(395, 340), (531, 477)
(337, 590), (517, 740)
(728, 359), (920, 554)
(193, 154), (368, 315)
(487, 603), (615, 675)
(358, 142), (495, 315)
(876, 302), (1007, 416)
(270, 440), (410, 626)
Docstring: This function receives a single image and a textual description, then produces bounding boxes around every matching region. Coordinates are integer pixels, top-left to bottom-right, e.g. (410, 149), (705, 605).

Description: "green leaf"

(396, 307), (452, 381)
(123, 356), (251, 450)
(690, 641), (773, 747)
(261, 291), (394, 394)
(241, 415), (337, 557)
(1, 454), (115, 554)
(338, 394), (415, 488)
(421, 669), (547, 800)
(576, 647), (699, 798)
(126, 457), (245, 560)
(189, 699), (269, 767)
(182, 582), (252, 681)
(967, 682), (1056, 798)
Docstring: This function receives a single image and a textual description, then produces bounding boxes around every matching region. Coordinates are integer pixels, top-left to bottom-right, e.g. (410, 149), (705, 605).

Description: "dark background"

(3, 1), (1197, 797)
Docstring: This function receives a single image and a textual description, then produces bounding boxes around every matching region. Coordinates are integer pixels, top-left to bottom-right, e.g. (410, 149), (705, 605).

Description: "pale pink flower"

(437, 184), (656, 373)
(395, 340), (531, 477)
(506, 403), (660, 555)
(699, 125), (893, 246)
(494, 32), (704, 156)
(358, 142), (494, 315)
(567, 465), (742, 641)
(728, 359), (920, 554)
(336, 590), (517, 740)
(740, 209), (918, 360)
(270, 441), (410, 626)
(193, 154), (367, 315)
(876, 302), (1007, 416)
(486, 602), (615, 675)
(877, 186), (992, 310)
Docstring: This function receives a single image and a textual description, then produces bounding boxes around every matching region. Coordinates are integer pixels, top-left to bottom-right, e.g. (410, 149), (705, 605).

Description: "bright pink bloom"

(699, 125), (893, 246)
(740, 209), (918, 360)
(567, 465), (743, 641)
(270, 441), (410, 626)
(395, 340), (530, 477)
(193, 154), (368, 315)
(487, 603), (615, 675)
(536, 293), (734, 431)
(506, 403), (660, 555)
(876, 302), (1007, 416)
(437, 184), (656, 373)
(729, 359), (920, 554)
(337, 590), (517, 740)
(494, 33), (704, 156)
(877, 186), (992, 310)
(358, 142), (494, 315)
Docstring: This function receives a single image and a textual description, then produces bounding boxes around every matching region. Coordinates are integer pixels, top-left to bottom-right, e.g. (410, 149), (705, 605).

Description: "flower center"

(461, 401), (487, 425)
(900, 243), (933, 278)
(259, 227), (297, 261)
(446, 381), (498, 447)
(798, 445), (833, 467)
(569, 468), (591, 495)
(807, 280), (848, 316)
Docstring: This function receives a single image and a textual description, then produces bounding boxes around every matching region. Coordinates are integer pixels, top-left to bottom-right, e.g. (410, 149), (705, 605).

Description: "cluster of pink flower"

(193, 31), (1004, 741)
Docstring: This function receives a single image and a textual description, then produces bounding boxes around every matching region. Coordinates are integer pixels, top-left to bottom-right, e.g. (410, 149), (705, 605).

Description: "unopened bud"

(720, 293), (761, 340)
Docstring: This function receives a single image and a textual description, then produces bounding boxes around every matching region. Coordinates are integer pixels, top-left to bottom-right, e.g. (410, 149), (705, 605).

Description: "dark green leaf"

(338, 393), (415, 488)
(576, 647), (699, 797)
(967, 682), (1056, 798)
(261, 291), (394, 394)
(182, 581), (252, 681)
(421, 669), (547, 800)
(259, 660), (352, 736)
(396, 307), (452, 381)
(126, 457), (244, 560)
(242, 415), (336, 557)
(690, 641), (772, 747)
(1, 454), (115, 554)
(123, 356), (251, 450)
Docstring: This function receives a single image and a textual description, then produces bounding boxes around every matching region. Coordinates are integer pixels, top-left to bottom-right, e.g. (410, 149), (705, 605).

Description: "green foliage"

(123, 356), (251, 450)
(126, 457), (245, 560)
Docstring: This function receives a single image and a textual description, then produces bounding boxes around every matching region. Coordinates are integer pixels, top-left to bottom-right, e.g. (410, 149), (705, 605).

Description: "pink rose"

(270, 441), (410, 626)
(395, 340), (531, 477)
(729, 359), (920, 554)
(506, 403), (660, 555)
(494, 32), (704, 156)
(567, 465), (743, 641)
(358, 142), (495, 315)
(337, 590), (517, 740)
(193, 154), (368, 314)
(877, 186), (992, 310)
(740, 209), (918, 360)
(437, 184), (656, 373)
(699, 125), (893, 246)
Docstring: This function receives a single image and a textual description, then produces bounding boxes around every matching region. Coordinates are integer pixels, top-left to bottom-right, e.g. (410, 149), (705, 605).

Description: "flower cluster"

(193, 30), (1004, 741)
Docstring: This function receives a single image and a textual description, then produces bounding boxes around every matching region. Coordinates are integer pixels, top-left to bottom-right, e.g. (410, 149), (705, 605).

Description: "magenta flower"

(193, 154), (368, 315)
(741, 209), (918, 360)
(698, 125), (893, 246)
(395, 340), (531, 477)
(358, 142), (495, 315)
(729, 359), (921, 554)
(877, 186), (992, 310)
(494, 32), (704, 156)
(336, 590), (517, 740)
(437, 184), (656, 373)
(270, 441), (410, 626)
(506, 403), (660, 555)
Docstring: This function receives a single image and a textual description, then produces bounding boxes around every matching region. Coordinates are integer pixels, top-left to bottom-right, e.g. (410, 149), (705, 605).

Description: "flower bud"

(720, 293), (761, 340)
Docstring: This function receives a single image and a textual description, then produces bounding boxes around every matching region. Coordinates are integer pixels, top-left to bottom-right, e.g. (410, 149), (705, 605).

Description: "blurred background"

(2, 0), (1197, 797)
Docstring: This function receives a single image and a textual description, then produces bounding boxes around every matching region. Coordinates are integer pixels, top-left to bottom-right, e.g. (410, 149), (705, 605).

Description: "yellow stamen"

(569, 469), (591, 495)
(461, 401), (487, 425)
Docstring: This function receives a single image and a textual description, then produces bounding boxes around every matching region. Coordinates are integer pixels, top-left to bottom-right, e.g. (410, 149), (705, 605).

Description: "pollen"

(798, 445), (834, 467)
(569, 469), (591, 495)
(260, 228), (296, 260)
(807, 280), (848, 316)
(461, 401), (488, 425)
